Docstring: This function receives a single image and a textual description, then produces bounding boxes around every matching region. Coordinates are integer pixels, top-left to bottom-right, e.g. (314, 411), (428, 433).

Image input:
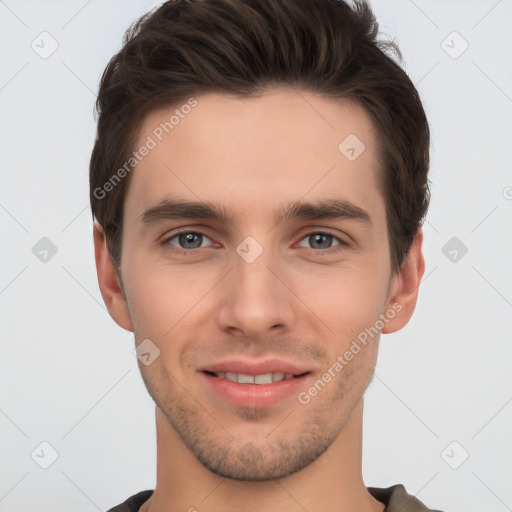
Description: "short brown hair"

(89, 0), (430, 275)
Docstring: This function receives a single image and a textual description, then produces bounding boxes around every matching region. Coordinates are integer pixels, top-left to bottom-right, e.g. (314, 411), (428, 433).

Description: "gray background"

(1, 0), (511, 511)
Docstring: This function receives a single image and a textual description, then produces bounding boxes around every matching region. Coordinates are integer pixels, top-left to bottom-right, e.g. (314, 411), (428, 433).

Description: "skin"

(94, 88), (425, 512)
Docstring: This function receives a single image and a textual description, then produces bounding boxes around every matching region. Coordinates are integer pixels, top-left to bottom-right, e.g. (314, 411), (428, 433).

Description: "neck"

(143, 400), (385, 512)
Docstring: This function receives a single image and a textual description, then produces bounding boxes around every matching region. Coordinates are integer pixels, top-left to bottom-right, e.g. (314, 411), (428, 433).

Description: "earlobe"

(93, 221), (134, 332)
(381, 227), (425, 334)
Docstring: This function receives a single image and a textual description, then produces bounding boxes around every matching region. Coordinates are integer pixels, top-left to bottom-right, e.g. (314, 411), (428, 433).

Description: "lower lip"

(200, 372), (310, 408)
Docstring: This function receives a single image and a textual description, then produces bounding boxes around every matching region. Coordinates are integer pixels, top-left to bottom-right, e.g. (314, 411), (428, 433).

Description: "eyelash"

(161, 229), (348, 256)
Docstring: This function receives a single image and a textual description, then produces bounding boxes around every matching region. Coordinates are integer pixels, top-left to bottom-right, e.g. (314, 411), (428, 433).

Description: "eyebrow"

(138, 197), (372, 228)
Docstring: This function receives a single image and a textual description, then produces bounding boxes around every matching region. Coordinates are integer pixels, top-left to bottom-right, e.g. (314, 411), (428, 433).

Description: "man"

(90, 0), (443, 510)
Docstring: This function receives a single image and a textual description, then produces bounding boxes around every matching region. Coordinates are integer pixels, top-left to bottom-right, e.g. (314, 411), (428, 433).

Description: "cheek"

(293, 263), (388, 339)
(124, 261), (211, 341)
(124, 242), (390, 346)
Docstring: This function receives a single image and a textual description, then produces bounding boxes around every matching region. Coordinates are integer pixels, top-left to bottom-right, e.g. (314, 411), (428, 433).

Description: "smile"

(206, 371), (300, 384)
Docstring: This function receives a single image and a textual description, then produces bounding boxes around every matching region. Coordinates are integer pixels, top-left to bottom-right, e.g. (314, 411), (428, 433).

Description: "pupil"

(312, 233), (331, 249)
(180, 233), (201, 249)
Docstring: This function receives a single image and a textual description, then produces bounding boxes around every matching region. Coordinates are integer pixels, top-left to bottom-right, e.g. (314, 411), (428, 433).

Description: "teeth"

(255, 373), (273, 384)
(214, 372), (295, 384)
(271, 372), (284, 382)
(238, 373), (256, 384)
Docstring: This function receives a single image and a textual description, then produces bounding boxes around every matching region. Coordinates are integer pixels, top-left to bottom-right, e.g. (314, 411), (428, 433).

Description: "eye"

(297, 232), (346, 254)
(161, 229), (347, 256)
(163, 230), (214, 254)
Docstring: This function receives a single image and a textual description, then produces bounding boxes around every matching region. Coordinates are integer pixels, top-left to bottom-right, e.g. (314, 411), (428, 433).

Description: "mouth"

(198, 360), (313, 408)
(203, 370), (309, 384)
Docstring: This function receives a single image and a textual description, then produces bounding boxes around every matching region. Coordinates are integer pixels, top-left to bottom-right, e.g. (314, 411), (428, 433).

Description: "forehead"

(124, 88), (383, 227)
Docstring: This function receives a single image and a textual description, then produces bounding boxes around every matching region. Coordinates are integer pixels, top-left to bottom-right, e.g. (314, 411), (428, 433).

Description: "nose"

(215, 242), (296, 339)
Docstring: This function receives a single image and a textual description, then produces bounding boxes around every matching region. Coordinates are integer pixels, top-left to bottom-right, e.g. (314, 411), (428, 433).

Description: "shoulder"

(367, 484), (445, 512)
(105, 489), (154, 512)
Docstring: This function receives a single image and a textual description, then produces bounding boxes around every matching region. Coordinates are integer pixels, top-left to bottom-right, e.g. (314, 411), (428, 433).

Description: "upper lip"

(198, 358), (312, 376)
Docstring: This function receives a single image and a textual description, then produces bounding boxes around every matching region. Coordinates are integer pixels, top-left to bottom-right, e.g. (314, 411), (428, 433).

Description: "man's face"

(118, 88), (398, 480)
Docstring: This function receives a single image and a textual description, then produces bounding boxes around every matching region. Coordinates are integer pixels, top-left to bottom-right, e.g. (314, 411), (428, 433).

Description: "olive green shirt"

(106, 485), (444, 511)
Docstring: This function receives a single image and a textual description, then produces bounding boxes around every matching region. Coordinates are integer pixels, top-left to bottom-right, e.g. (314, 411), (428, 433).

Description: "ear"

(93, 221), (134, 332)
(381, 227), (425, 334)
